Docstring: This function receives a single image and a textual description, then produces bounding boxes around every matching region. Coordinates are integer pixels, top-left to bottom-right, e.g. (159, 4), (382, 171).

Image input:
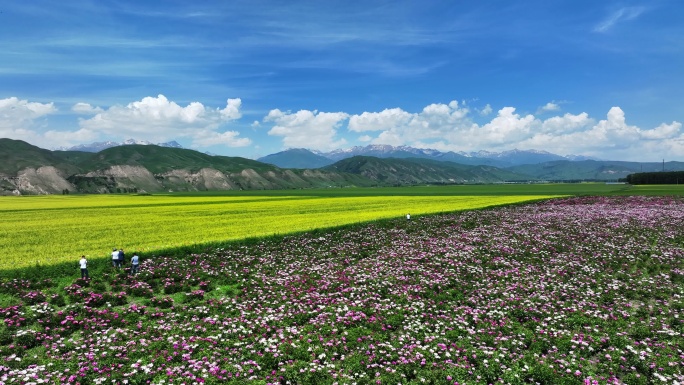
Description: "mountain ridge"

(259, 145), (600, 168)
(55, 139), (184, 153)
(3, 138), (684, 195)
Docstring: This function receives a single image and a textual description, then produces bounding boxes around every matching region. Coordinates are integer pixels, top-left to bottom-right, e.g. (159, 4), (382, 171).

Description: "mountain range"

(2, 138), (682, 195)
(60, 141), (596, 168)
(257, 145), (599, 169)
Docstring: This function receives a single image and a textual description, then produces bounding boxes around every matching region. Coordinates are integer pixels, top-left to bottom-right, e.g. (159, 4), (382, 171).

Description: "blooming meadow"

(1, 196), (683, 384)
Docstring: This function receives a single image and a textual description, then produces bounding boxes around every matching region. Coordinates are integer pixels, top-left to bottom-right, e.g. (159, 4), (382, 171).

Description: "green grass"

(170, 182), (634, 197)
(0, 187), (564, 270)
(607, 184), (684, 196)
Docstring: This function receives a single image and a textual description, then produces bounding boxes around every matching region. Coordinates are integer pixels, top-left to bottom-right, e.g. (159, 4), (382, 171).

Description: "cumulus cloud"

(640, 122), (682, 140)
(0, 97), (93, 148)
(219, 98), (242, 120)
(476, 107), (537, 145)
(4, 94), (683, 161)
(191, 130), (252, 147)
(320, 101), (683, 160)
(541, 112), (593, 134)
(71, 103), (103, 114)
(0, 97), (57, 127)
(591, 106), (641, 143)
(348, 108), (412, 132)
(345, 100), (473, 147)
(43, 128), (98, 146)
(515, 107), (682, 159)
(537, 102), (561, 114)
(78, 95), (250, 147)
(264, 109), (349, 150)
(479, 104), (493, 116)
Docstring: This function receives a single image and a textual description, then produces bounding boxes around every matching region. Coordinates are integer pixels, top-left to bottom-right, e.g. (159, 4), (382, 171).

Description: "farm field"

(2, 183), (682, 271)
(0, 195), (683, 384)
(0, 184), (589, 270)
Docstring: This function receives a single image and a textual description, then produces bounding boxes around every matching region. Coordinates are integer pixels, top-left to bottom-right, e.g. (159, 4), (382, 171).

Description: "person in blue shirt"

(130, 252), (140, 275)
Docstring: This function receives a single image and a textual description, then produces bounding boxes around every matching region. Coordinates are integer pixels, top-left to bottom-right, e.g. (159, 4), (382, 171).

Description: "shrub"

(20, 291), (46, 305)
(150, 296), (174, 309)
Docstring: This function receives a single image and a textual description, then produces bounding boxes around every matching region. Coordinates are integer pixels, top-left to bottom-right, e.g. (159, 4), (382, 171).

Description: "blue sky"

(0, 0), (682, 161)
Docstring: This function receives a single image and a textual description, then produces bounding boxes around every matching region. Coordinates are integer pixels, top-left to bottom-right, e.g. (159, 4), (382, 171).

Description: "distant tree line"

(624, 171), (684, 184)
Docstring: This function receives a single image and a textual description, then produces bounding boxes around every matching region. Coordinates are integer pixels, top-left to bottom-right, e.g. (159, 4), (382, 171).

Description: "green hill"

(507, 160), (684, 181)
(84, 144), (276, 174)
(0, 140), (377, 194)
(0, 138), (83, 176)
(258, 148), (334, 169)
(323, 156), (531, 184)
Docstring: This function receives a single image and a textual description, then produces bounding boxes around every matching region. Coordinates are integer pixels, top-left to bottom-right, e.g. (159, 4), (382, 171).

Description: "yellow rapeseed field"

(0, 192), (558, 269)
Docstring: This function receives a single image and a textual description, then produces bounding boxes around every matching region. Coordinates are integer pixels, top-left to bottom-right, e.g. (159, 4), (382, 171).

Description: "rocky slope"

(0, 139), (374, 195)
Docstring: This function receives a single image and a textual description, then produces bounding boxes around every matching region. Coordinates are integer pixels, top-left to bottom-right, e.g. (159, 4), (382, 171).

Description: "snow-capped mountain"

(55, 139), (184, 153)
(467, 149), (567, 165)
(325, 145), (445, 160)
(261, 145), (600, 169)
(325, 145), (589, 166)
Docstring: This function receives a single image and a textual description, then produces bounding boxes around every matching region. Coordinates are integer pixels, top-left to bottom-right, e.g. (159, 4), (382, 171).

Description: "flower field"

(1, 195), (683, 384)
(0, 192), (557, 270)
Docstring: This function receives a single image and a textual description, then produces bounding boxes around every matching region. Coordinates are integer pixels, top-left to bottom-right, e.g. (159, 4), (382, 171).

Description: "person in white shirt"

(112, 248), (121, 268)
(79, 255), (89, 279)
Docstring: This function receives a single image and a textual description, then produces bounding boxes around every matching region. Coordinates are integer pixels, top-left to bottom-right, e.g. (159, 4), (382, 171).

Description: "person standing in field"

(406, 213), (411, 221)
(130, 252), (140, 275)
(112, 248), (120, 268)
(118, 248), (125, 267)
(79, 255), (89, 279)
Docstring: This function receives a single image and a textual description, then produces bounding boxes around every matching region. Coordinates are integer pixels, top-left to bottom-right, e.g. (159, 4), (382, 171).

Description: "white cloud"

(516, 107), (683, 159)
(346, 100), (473, 147)
(71, 103), (103, 114)
(591, 106), (641, 142)
(474, 107), (538, 146)
(43, 128), (98, 146)
(537, 102), (561, 114)
(0, 97), (93, 148)
(0, 97), (57, 127)
(337, 102), (683, 160)
(219, 98), (242, 120)
(541, 112), (593, 134)
(265, 108), (349, 150)
(479, 104), (493, 116)
(191, 130), (252, 147)
(594, 6), (646, 33)
(639, 122), (681, 140)
(348, 108), (412, 132)
(78, 95), (250, 147)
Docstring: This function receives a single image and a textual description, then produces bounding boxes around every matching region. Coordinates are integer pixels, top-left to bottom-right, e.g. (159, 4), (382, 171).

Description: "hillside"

(5, 137), (684, 195)
(85, 145), (275, 174)
(507, 160), (684, 181)
(323, 156), (531, 185)
(0, 138), (84, 176)
(260, 145), (596, 169)
(258, 148), (334, 168)
(0, 139), (374, 195)
(0, 139), (534, 195)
